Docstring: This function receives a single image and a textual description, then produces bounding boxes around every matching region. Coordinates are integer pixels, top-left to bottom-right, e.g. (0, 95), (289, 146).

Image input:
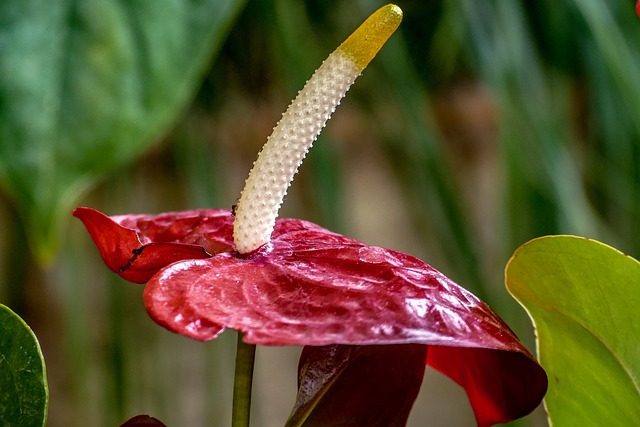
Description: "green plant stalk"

(232, 333), (256, 427)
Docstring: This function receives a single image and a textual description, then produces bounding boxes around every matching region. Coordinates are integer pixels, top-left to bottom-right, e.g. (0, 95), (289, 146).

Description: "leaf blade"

(506, 235), (640, 425)
(0, 304), (48, 427)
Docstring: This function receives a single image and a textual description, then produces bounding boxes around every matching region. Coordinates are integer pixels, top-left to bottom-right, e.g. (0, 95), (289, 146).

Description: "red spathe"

(74, 206), (547, 426)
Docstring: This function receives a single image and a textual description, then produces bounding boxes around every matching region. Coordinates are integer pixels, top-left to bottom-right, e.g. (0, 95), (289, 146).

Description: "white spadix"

(233, 4), (402, 254)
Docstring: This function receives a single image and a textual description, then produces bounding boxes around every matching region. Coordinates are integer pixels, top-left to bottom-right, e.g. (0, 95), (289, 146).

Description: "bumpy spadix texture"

(232, 53), (358, 254)
(233, 4), (402, 254)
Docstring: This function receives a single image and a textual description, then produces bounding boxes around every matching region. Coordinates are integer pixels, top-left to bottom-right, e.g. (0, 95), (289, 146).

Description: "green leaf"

(506, 235), (640, 426)
(0, 0), (245, 262)
(0, 304), (48, 427)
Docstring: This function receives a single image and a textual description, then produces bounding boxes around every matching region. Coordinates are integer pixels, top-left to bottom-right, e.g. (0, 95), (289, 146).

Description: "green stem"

(232, 333), (256, 427)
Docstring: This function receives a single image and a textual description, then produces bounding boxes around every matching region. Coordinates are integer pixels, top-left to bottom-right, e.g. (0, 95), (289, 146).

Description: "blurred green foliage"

(0, 0), (244, 262)
(1, 0), (639, 425)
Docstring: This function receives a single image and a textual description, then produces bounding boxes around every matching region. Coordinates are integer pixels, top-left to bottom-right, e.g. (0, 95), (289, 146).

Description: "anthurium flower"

(74, 205), (547, 426)
(74, 5), (546, 426)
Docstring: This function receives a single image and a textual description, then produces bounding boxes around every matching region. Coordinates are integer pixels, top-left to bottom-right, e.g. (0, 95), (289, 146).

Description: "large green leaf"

(506, 235), (640, 426)
(0, 0), (245, 262)
(0, 304), (48, 427)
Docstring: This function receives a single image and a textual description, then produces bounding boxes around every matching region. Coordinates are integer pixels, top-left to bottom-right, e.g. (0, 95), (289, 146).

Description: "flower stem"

(232, 333), (256, 427)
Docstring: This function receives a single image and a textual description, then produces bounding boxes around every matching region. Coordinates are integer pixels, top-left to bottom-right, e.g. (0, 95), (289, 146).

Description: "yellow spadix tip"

(337, 4), (403, 71)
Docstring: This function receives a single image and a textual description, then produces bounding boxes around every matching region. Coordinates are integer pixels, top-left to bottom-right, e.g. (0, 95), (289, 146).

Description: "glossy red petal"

(145, 218), (515, 347)
(73, 207), (233, 283)
(143, 216), (546, 424)
(287, 344), (427, 427)
(428, 346), (547, 427)
(76, 208), (546, 423)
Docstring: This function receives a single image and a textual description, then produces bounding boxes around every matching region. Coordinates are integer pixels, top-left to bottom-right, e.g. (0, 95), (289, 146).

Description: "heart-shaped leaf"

(0, 0), (244, 262)
(506, 235), (640, 426)
(287, 344), (427, 427)
(0, 304), (48, 427)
